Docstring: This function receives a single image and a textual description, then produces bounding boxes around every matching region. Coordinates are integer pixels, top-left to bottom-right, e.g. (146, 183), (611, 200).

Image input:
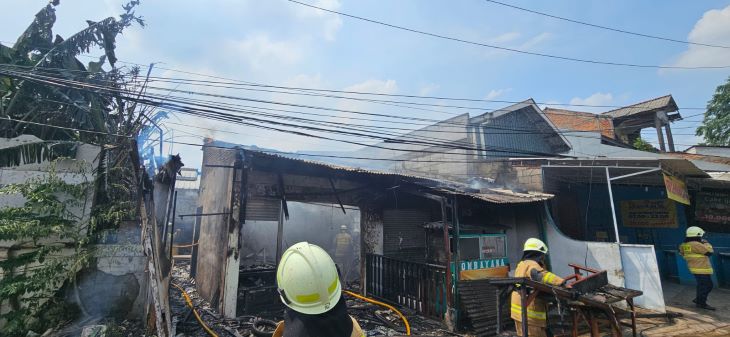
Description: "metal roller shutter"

(383, 209), (429, 261)
(245, 197), (280, 222)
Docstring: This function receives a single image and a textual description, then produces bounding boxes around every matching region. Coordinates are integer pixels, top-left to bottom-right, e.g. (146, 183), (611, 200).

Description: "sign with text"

(620, 199), (678, 228)
(696, 191), (730, 225)
(663, 173), (690, 205)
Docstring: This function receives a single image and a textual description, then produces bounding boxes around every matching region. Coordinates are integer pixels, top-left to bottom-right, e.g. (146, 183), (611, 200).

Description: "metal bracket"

(178, 212), (231, 218)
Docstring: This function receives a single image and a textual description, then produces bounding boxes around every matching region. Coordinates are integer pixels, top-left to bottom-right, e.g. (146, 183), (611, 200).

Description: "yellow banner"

(460, 266), (509, 280)
(663, 173), (690, 205)
(620, 199), (678, 228)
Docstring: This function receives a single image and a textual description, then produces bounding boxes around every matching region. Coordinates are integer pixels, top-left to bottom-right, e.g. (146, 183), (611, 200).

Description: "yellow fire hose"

(344, 290), (411, 335)
(172, 283), (219, 337)
(172, 284), (409, 336)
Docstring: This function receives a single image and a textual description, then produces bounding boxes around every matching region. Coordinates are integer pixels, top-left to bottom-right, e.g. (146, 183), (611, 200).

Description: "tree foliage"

(0, 0), (144, 142)
(0, 167), (93, 336)
(632, 137), (658, 153)
(697, 76), (730, 146)
(0, 2), (148, 335)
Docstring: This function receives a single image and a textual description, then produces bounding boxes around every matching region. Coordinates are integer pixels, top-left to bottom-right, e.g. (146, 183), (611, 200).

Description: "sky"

(2, 0), (730, 168)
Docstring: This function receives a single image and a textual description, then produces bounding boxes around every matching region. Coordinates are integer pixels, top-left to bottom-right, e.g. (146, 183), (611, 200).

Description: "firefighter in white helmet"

(273, 242), (364, 337)
(679, 226), (715, 310)
(511, 238), (567, 337)
(333, 225), (354, 281)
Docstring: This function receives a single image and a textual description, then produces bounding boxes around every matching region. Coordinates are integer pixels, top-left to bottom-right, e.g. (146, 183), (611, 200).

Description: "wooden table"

(488, 277), (643, 337)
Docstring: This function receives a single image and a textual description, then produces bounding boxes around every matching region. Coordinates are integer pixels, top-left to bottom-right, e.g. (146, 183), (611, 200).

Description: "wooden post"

(589, 311), (600, 337)
(665, 124), (676, 152)
(520, 283), (529, 337)
(655, 115), (666, 152)
(440, 198), (453, 306)
(276, 200), (285, 264)
(629, 298), (637, 337)
(168, 191), (178, 260)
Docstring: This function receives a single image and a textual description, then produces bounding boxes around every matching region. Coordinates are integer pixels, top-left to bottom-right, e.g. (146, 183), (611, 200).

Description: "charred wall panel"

(245, 197), (280, 222)
(195, 146), (237, 307)
(383, 209), (429, 262)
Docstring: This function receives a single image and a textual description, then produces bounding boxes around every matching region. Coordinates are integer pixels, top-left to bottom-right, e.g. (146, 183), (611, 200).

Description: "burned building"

(191, 139), (552, 333)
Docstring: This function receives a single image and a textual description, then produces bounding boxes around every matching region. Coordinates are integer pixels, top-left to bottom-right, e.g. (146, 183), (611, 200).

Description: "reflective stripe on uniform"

(511, 303), (547, 321)
(689, 267), (714, 274)
(683, 253), (706, 258)
(542, 272), (557, 284)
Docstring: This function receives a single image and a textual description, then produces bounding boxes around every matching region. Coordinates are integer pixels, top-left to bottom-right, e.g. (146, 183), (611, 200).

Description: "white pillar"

(605, 167), (621, 244)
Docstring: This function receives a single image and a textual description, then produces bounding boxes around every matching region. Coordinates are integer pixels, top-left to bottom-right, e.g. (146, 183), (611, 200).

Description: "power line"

(287, 0), (730, 69)
(1, 70), (700, 162)
(163, 139), (566, 164)
(2, 61), (710, 111)
(3, 69), (571, 158)
(2, 66), (704, 152)
(2, 65), (706, 141)
(1, 67), (706, 162)
(483, 0), (730, 49)
(0, 116), (133, 138)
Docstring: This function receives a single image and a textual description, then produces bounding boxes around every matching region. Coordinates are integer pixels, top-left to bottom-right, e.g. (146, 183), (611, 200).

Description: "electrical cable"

(0, 61), (711, 110)
(287, 0), (730, 69)
(0, 116), (133, 138)
(7, 68), (700, 161)
(483, 0), (730, 49)
(0, 68), (703, 158)
(1, 69), (575, 157)
(3, 65), (705, 142)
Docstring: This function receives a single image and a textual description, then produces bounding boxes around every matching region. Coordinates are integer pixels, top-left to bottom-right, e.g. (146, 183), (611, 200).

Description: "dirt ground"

(635, 282), (730, 337)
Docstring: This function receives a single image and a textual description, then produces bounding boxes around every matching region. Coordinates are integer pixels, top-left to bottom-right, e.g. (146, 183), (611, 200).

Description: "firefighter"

(511, 238), (567, 337)
(273, 242), (365, 337)
(679, 226), (715, 310)
(333, 225), (354, 271)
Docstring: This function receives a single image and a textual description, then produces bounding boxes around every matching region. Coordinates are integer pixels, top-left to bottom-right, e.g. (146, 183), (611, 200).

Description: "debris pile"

(172, 261), (460, 337)
(345, 283), (456, 336)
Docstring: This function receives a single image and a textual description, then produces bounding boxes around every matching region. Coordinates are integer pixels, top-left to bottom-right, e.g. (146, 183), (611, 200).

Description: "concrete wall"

(1, 136), (104, 324)
(352, 114), (472, 180)
(71, 243), (147, 319)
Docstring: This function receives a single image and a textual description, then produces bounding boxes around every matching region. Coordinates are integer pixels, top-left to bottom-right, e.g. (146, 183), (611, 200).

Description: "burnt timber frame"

(194, 145), (549, 324)
(489, 277), (642, 337)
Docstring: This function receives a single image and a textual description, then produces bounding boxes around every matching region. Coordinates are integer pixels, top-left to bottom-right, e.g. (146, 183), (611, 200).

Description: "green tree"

(0, 0), (144, 142)
(697, 76), (730, 146)
(0, 167), (92, 336)
(0, 2), (148, 335)
(633, 137), (658, 152)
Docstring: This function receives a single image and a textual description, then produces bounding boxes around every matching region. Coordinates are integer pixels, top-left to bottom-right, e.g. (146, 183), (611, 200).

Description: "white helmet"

(340, 225), (348, 230)
(276, 242), (342, 315)
(686, 226), (705, 238)
(523, 238), (548, 254)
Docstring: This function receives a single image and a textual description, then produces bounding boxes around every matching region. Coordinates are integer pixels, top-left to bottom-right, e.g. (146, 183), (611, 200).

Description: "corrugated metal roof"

(602, 95), (680, 119)
(245, 149), (552, 204)
(664, 152), (730, 167)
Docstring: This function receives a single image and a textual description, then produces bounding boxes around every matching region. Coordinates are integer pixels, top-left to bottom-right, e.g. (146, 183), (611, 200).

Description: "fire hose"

(344, 290), (411, 335)
(172, 283), (219, 337)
